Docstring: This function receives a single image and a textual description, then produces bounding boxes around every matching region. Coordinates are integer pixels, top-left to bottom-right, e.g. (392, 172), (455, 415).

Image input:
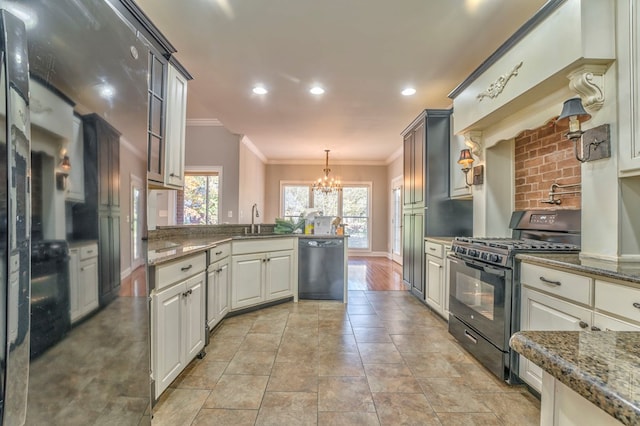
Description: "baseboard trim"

(348, 251), (390, 258)
(121, 267), (132, 280)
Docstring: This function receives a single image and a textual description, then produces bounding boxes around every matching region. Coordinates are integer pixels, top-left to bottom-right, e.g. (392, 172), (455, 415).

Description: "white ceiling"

(135, 0), (548, 164)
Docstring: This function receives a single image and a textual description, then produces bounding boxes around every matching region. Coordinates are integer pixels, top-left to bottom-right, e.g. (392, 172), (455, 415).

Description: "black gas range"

(448, 210), (580, 383)
(450, 237), (580, 268)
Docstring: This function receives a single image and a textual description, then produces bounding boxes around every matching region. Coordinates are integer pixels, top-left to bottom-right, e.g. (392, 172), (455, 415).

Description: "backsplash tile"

(515, 119), (581, 210)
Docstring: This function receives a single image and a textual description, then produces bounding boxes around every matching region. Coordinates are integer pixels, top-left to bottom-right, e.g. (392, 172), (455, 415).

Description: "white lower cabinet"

(69, 243), (99, 323)
(152, 270), (205, 399)
(207, 256), (230, 330)
(519, 286), (592, 393)
(424, 240), (448, 319)
(231, 249), (294, 310)
(541, 372), (621, 426)
(230, 238), (295, 310)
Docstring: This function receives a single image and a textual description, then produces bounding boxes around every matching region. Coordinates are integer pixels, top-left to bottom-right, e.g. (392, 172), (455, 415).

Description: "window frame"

(180, 166), (223, 225)
(279, 180), (372, 251)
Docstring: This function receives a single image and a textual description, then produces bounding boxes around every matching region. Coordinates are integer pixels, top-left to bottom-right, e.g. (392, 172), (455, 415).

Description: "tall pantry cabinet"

(71, 113), (121, 306)
(402, 109), (473, 301)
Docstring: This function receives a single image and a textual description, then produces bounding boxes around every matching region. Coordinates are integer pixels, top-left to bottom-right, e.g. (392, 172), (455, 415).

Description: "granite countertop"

(425, 236), (455, 245)
(147, 234), (346, 265)
(510, 330), (640, 425)
(516, 253), (640, 284)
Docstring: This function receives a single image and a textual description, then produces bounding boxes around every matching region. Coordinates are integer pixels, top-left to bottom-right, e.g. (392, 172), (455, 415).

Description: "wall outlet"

(228, 210), (233, 218)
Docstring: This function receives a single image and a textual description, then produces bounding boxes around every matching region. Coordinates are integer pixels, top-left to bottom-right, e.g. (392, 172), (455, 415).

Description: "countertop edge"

(510, 331), (640, 425)
(516, 253), (640, 285)
(148, 234), (347, 266)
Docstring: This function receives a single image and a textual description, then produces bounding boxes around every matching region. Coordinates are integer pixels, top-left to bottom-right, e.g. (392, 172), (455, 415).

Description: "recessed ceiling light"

(401, 88), (416, 96)
(310, 86), (325, 95)
(253, 86), (268, 95)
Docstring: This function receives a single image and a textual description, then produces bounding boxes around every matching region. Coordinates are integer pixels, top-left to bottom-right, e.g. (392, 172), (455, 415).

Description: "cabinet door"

(69, 249), (81, 322)
(66, 116), (85, 202)
(216, 259), (230, 320)
(207, 260), (229, 330)
(147, 52), (167, 184)
(402, 213), (413, 285)
(153, 282), (185, 397)
(164, 64), (187, 189)
(79, 258), (99, 316)
(184, 272), (206, 362)
(426, 255), (443, 313)
(266, 250), (293, 300)
(519, 287), (593, 392)
(412, 122), (425, 206)
(411, 214), (425, 299)
(403, 132), (413, 205)
(592, 312), (640, 331)
(231, 254), (264, 309)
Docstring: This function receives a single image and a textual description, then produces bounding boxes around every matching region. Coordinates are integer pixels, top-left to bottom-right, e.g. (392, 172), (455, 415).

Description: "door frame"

(130, 174), (144, 270)
(391, 175), (403, 264)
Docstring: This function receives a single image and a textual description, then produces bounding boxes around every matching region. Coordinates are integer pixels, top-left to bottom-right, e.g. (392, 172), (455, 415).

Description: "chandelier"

(313, 150), (342, 194)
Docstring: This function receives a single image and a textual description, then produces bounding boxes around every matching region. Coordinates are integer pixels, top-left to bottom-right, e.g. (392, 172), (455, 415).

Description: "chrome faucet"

(251, 203), (260, 234)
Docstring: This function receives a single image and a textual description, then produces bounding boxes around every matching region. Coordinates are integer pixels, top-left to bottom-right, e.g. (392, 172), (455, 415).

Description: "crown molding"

(385, 146), (403, 164)
(186, 118), (224, 127)
(240, 135), (267, 163)
(267, 159), (389, 166)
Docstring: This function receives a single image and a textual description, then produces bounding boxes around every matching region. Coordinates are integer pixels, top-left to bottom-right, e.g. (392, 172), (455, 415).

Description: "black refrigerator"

(0, 10), (31, 425)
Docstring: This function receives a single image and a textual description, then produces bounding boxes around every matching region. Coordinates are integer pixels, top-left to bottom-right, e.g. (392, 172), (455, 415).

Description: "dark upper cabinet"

(401, 109), (473, 299)
(73, 114), (122, 306)
(403, 121), (424, 207)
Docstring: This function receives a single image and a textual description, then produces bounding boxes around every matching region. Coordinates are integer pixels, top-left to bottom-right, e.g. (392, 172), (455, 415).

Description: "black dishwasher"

(298, 238), (344, 301)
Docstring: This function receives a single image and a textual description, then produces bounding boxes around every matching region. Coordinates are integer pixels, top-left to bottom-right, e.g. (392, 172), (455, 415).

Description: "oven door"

(448, 255), (510, 350)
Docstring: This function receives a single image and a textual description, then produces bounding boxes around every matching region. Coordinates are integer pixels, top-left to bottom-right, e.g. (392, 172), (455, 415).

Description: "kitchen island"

(148, 226), (348, 400)
(510, 330), (640, 425)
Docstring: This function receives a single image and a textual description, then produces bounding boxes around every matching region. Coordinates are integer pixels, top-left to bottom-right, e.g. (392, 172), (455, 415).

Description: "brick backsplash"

(514, 119), (581, 210)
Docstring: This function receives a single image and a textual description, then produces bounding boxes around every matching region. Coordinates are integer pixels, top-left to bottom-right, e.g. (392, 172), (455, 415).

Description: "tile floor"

(152, 290), (540, 425)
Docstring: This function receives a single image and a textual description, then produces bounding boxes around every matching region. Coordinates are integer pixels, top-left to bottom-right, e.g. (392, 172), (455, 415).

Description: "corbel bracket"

(567, 64), (608, 111)
(463, 131), (483, 159)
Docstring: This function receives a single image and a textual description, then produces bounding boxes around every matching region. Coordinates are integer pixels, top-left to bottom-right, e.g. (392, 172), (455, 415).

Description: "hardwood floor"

(120, 264), (148, 297)
(348, 256), (405, 291)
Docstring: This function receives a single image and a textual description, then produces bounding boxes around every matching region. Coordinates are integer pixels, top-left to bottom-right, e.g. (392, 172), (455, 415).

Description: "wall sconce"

(557, 97), (610, 163)
(457, 149), (484, 186)
(59, 155), (71, 173)
(56, 155), (71, 190)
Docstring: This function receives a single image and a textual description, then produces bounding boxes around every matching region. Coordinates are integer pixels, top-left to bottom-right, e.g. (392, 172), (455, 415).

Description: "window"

(178, 172), (220, 225)
(281, 182), (371, 250)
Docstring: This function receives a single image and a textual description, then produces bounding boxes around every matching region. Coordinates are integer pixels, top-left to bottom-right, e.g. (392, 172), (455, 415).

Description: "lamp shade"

(557, 98), (591, 124)
(457, 149), (474, 168)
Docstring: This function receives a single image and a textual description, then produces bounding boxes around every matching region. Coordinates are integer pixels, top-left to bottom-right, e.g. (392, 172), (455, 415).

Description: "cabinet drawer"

(155, 253), (206, 291)
(232, 238), (294, 255)
(208, 243), (230, 264)
(425, 241), (443, 258)
(595, 280), (640, 323)
(520, 263), (592, 306)
(80, 243), (98, 260)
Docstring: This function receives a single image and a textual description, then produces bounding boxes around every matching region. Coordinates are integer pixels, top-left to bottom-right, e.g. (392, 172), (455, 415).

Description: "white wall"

(238, 136), (266, 224)
(185, 124), (241, 223)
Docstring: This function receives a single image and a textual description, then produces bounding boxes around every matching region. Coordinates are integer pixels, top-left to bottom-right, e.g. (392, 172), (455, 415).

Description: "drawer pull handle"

(464, 330), (477, 344)
(579, 321), (589, 329)
(591, 326), (601, 331)
(182, 289), (193, 297)
(429, 247), (436, 251)
(539, 276), (561, 286)
(633, 302), (640, 309)
(215, 251), (223, 255)
(87, 250), (93, 254)
(181, 265), (193, 271)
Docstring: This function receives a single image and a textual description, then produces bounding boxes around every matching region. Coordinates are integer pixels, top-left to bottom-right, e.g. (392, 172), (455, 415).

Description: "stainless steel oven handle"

(539, 276), (562, 286)
(464, 330), (477, 344)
